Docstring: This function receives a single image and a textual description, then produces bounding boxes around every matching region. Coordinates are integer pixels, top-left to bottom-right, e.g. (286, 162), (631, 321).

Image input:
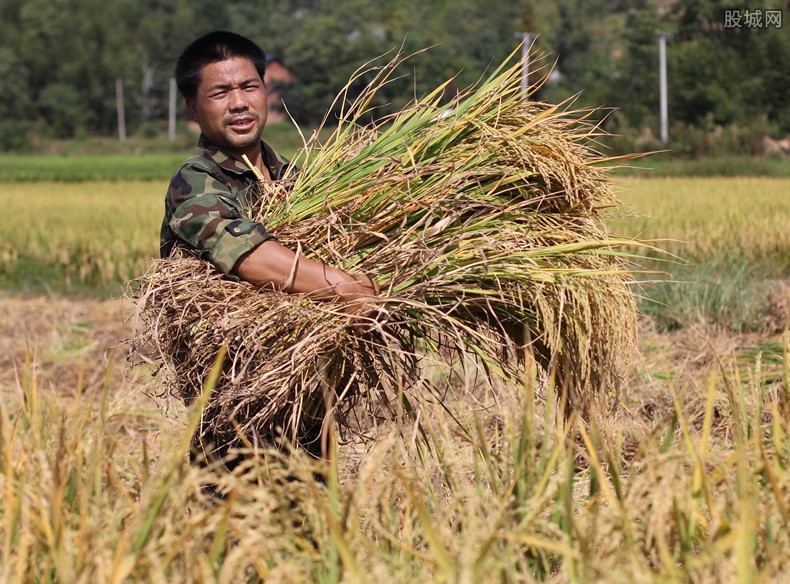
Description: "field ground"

(4, 293), (784, 424)
(4, 283), (752, 416)
(1, 174), (788, 581)
(2, 292), (787, 582)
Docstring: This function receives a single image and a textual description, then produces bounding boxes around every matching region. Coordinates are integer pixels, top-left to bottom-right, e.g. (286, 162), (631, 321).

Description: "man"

(161, 31), (379, 465)
(162, 30), (378, 304)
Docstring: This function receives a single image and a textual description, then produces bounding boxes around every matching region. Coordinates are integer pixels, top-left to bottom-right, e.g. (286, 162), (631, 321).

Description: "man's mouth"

(227, 117), (256, 132)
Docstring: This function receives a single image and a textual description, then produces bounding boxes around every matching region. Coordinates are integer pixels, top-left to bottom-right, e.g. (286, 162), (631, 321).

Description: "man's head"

(175, 31), (267, 100)
(176, 31), (269, 158)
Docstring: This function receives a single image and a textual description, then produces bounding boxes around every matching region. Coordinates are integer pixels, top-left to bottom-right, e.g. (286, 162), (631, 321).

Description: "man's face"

(186, 57), (268, 157)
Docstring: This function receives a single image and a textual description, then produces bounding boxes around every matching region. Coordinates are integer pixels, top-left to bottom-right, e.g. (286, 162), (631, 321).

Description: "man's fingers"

(352, 272), (379, 296)
(341, 301), (388, 335)
(364, 273), (380, 295)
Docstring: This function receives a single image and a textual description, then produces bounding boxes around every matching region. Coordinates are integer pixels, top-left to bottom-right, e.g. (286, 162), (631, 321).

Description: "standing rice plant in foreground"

(131, 50), (639, 450)
(2, 341), (788, 582)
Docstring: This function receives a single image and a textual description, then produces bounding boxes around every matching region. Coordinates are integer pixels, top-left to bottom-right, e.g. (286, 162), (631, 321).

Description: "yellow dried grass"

(130, 50), (639, 452)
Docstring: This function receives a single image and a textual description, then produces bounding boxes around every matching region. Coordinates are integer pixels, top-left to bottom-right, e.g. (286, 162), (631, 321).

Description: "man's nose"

(228, 88), (249, 111)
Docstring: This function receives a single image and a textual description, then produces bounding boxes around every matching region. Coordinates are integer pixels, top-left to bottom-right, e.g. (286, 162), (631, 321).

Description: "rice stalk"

(130, 48), (639, 451)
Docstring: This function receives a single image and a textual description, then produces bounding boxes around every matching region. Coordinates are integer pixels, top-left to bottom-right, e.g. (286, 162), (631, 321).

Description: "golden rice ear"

(129, 48), (639, 449)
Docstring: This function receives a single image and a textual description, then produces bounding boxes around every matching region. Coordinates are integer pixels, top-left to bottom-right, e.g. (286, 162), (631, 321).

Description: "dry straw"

(130, 50), (638, 452)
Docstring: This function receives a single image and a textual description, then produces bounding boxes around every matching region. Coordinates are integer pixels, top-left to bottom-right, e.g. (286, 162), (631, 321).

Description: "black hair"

(175, 31), (267, 98)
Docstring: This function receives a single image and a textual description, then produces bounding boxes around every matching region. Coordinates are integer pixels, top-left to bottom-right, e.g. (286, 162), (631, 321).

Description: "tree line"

(1, 0), (788, 154)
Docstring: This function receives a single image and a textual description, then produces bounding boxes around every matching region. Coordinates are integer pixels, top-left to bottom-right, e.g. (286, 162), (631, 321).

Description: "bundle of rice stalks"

(131, 51), (638, 452)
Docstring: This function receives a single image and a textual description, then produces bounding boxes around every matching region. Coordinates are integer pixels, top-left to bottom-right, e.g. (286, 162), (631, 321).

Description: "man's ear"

(185, 97), (198, 121)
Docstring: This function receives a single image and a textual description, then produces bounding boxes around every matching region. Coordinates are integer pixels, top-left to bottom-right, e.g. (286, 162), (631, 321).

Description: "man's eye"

(210, 91), (227, 99)
(244, 84), (260, 91)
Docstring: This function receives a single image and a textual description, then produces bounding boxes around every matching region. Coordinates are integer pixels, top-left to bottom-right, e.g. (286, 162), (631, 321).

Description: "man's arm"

(235, 239), (379, 302)
(165, 162), (378, 304)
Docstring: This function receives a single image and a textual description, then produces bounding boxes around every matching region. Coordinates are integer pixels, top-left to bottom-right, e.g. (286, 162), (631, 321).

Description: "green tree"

(1, 0), (788, 151)
(0, 47), (34, 149)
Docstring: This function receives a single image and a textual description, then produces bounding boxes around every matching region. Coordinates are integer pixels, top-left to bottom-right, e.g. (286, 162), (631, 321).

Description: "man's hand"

(334, 272), (380, 303)
(334, 273), (385, 335)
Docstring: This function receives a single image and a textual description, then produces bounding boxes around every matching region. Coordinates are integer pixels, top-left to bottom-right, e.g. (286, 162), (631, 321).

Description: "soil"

(1, 296), (785, 448)
(0, 295), (157, 397)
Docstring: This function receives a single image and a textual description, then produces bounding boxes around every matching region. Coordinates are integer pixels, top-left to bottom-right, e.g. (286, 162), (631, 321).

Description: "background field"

(3, 174), (788, 332)
(1, 165), (788, 582)
(613, 177), (790, 333)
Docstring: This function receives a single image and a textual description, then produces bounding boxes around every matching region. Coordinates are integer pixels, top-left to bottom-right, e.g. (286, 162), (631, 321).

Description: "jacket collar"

(197, 134), (293, 180)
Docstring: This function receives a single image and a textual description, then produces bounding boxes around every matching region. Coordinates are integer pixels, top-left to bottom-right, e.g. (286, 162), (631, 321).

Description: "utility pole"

(115, 78), (127, 142)
(168, 77), (177, 141)
(657, 31), (669, 144)
(513, 32), (534, 97)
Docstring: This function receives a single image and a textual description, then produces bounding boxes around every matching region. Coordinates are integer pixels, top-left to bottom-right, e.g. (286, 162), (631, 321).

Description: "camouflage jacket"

(160, 134), (295, 275)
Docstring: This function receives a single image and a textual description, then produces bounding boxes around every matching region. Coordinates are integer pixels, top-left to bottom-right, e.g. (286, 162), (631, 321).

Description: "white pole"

(115, 78), (127, 142)
(168, 77), (177, 141)
(658, 32), (668, 144)
(514, 32), (534, 98)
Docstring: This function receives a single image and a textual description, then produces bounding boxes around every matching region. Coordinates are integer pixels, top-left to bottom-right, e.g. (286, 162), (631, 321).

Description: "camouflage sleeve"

(166, 163), (276, 275)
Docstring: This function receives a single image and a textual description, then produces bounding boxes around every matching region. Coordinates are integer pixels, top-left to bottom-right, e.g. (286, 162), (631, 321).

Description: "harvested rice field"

(0, 170), (787, 582)
(1, 57), (788, 580)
